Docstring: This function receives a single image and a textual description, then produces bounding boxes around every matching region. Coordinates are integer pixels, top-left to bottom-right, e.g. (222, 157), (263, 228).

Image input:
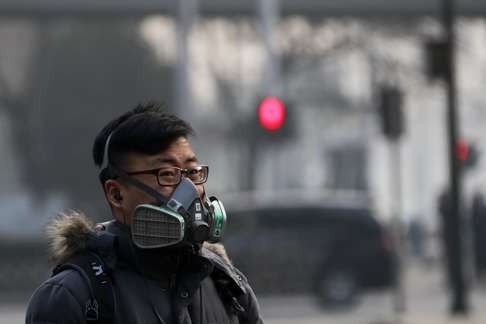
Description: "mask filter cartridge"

(131, 204), (185, 249)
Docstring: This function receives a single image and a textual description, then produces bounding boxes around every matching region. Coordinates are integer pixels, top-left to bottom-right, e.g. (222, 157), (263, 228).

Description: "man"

(26, 103), (263, 324)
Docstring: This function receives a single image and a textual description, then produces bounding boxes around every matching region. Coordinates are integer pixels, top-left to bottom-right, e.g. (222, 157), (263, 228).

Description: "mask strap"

(112, 166), (168, 206)
(100, 133), (113, 171)
(99, 132), (168, 206)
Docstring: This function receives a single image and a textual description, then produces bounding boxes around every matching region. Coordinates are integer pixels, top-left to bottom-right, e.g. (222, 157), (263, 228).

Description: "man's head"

(92, 102), (205, 225)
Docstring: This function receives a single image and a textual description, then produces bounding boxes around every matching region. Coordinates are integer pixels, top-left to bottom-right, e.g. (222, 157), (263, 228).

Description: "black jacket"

(26, 213), (263, 324)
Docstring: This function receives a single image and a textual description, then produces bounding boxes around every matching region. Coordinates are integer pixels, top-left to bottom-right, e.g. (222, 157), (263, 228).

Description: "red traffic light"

(258, 96), (286, 131)
(456, 138), (469, 161)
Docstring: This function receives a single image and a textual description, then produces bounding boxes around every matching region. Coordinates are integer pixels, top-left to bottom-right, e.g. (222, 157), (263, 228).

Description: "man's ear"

(104, 179), (124, 209)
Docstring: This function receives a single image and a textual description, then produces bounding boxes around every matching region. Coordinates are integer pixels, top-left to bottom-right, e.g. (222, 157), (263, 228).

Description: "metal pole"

(389, 142), (406, 317)
(176, 0), (197, 120)
(257, 0), (281, 97)
(256, 0), (281, 190)
(442, 0), (468, 314)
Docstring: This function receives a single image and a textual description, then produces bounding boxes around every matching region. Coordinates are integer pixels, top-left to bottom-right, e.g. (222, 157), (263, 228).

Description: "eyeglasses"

(125, 165), (209, 186)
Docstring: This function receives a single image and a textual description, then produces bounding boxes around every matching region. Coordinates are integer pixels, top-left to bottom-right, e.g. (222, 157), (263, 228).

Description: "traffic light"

(258, 96), (286, 131)
(456, 139), (469, 162)
(378, 86), (404, 141)
(425, 40), (449, 81)
(456, 139), (479, 170)
(256, 96), (293, 140)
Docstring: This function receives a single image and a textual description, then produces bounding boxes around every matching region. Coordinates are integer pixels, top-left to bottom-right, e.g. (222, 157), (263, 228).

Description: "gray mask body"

(130, 177), (226, 249)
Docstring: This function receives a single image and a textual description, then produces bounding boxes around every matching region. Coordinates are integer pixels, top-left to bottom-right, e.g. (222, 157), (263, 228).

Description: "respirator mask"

(100, 133), (227, 250)
(131, 177), (227, 249)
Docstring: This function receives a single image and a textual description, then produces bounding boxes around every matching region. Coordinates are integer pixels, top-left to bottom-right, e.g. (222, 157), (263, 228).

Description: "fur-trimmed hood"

(46, 211), (95, 265)
(46, 211), (232, 266)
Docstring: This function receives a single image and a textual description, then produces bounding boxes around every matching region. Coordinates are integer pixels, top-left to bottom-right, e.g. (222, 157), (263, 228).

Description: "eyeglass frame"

(124, 165), (209, 186)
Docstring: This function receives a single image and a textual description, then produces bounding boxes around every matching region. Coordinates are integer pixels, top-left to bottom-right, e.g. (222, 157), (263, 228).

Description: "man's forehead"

(152, 138), (197, 164)
(124, 137), (198, 168)
(148, 154), (198, 167)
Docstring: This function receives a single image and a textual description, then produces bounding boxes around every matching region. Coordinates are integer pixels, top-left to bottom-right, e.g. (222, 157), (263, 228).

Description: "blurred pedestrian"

(26, 102), (263, 324)
(472, 191), (486, 277)
(408, 217), (425, 259)
(438, 189), (456, 287)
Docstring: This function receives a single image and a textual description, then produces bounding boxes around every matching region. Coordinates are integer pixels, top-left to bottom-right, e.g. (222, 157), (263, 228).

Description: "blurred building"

(0, 2), (486, 237)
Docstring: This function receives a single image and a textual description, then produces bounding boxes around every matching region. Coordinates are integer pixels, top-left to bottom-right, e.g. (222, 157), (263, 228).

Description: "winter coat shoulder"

(25, 211), (263, 324)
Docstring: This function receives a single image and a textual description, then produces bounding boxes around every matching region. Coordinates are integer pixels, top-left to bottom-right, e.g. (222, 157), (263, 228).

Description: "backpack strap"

(52, 231), (116, 324)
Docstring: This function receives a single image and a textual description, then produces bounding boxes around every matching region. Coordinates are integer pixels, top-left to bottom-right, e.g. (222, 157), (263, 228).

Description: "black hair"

(92, 102), (194, 184)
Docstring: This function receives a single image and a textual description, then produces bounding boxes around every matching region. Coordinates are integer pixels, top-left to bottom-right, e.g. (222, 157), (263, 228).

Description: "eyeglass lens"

(157, 166), (207, 185)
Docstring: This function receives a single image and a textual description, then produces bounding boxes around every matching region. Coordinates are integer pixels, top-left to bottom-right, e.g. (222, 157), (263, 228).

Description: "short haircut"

(92, 102), (194, 184)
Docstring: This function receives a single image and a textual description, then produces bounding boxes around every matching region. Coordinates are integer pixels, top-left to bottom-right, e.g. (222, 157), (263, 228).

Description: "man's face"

(108, 136), (205, 225)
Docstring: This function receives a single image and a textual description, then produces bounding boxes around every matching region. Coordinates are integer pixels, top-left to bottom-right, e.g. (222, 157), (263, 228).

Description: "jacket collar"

(200, 245), (247, 295)
(46, 212), (243, 293)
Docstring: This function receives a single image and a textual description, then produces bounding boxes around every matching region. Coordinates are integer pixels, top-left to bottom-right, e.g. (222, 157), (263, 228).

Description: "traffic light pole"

(389, 141), (406, 317)
(176, 0), (198, 120)
(258, 0), (281, 97)
(255, 0), (281, 191)
(442, 0), (469, 315)
(378, 85), (406, 318)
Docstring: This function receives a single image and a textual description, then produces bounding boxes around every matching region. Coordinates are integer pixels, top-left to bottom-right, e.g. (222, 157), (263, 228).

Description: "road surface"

(2, 263), (486, 324)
